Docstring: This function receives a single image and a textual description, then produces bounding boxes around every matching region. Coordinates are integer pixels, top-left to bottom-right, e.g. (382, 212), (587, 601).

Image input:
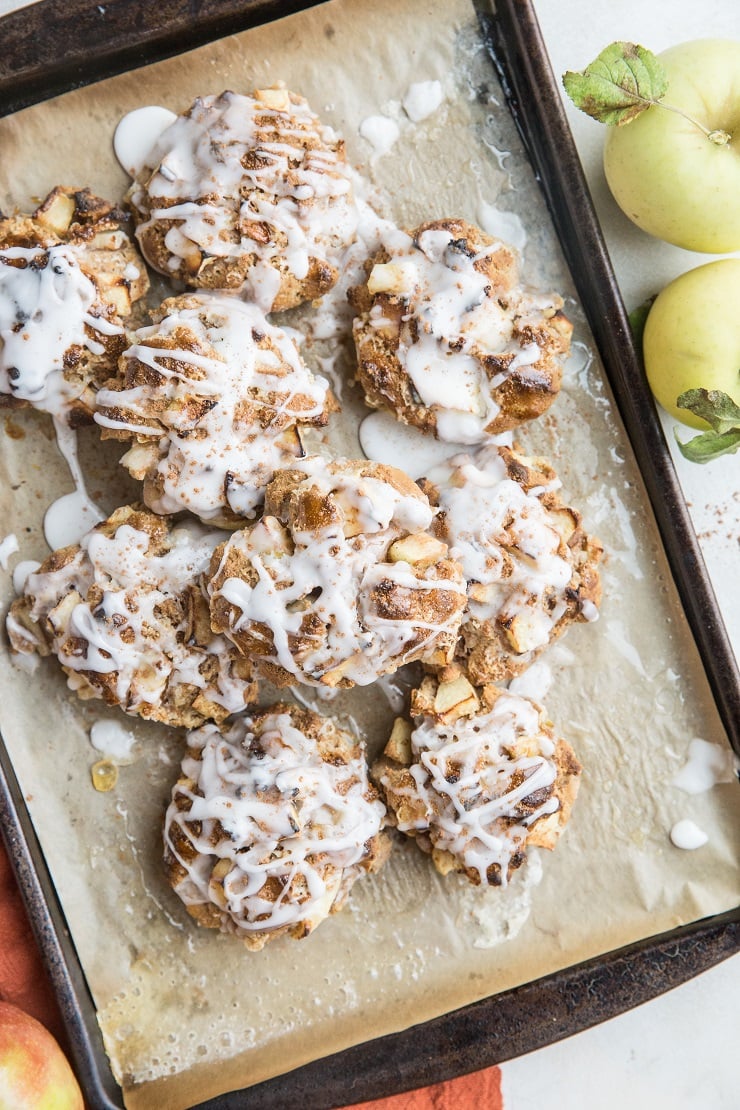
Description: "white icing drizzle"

(43, 489), (105, 551)
(428, 444), (592, 657)
(354, 223), (562, 444)
(359, 410), (467, 479)
(164, 710), (386, 940)
(12, 559), (40, 595)
(21, 513), (253, 719)
(477, 201), (527, 252)
(95, 292), (330, 523)
(382, 691), (560, 886)
(129, 90), (357, 306)
(0, 244), (123, 418)
(306, 186), (393, 342)
(43, 418), (105, 549)
(208, 456), (467, 687)
(508, 658), (554, 702)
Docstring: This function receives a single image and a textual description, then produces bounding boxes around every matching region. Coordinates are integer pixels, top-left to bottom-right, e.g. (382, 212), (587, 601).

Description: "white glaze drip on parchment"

(114, 106), (178, 178)
(43, 419), (105, 550)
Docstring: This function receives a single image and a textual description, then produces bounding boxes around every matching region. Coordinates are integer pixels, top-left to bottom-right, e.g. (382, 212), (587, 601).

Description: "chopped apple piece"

(384, 717), (413, 765)
(367, 261), (417, 297)
(89, 229), (125, 251)
(468, 581), (499, 605)
(209, 858), (232, 907)
(433, 673), (479, 723)
(388, 532), (448, 567)
(502, 607), (550, 654)
(255, 87), (291, 112)
(120, 441), (160, 478)
(47, 590), (83, 635)
(320, 654), (362, 687)
(101, 284), (131, 317)
(548, 506), (579, 543)
(35, 190), (75, 235)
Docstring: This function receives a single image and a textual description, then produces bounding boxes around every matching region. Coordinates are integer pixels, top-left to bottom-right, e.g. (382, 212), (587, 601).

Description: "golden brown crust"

(136, 215), (338, 310)
(206, 457), (468, 688)
(96, 292), (333, 527)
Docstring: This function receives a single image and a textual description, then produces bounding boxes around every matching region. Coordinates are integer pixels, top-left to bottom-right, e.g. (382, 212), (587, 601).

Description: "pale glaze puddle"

(670, 819), (709, 850)
(12, 559), (40, 594)
(359, 410), (468, 479)
(671, 737), (738, 794)
(402, 80), (444, 122)
(90, 719), (138, 764)
(0, 532), (18, 569)
(113, 105), (178, 178)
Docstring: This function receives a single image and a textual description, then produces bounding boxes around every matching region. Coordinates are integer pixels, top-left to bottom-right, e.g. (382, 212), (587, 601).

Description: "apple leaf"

(563, 42), (668, 126)
(628, 297), (656, 348)
(677, 388), (740, 434)
(675, 427), (740, 463)
(675, 388), (740, 463)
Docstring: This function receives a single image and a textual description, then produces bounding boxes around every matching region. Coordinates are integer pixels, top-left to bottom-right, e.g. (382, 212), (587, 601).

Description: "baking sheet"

(0, 0), (738, 1107)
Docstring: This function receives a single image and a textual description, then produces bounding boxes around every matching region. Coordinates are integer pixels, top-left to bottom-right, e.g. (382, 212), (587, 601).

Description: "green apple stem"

(658, 100), (731, 145)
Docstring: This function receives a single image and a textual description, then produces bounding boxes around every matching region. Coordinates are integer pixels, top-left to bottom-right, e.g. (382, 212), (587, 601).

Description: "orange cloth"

(344, 1068), (504, 1109)
(0, 839), (503, 1108)
(0, 838), (65, 1045)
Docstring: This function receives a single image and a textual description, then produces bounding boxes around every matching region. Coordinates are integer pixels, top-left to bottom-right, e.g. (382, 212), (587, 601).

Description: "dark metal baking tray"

(0, 0), (738, 1107)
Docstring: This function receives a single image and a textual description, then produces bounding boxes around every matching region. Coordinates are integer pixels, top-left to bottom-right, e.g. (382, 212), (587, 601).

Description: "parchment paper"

(0, 0), (738, 1107)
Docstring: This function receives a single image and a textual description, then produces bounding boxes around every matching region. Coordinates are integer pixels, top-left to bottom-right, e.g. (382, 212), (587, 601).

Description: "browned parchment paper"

(0, 0), (738, 1107)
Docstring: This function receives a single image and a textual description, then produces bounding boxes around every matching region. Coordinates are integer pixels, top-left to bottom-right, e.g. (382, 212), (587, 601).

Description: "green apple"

(604, 39), (740, 252)
(642, 259), (740, 428)
(0, 1002), (83, 1110)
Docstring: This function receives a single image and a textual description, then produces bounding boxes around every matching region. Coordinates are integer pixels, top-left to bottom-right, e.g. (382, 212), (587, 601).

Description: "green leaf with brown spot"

(563, 42), (668, 126)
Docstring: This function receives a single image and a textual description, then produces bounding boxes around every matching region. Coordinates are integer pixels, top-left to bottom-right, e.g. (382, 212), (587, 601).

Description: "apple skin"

(642, 259), (740, 429)
(0, 1002), (83, 1110)
(603, 39), (740, 252)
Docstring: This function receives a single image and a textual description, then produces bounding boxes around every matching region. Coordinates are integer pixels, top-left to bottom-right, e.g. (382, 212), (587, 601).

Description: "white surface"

(0, 0), (737, 1104)
(499, 3), (740, 1107)
(501, 953), (739, 1110)
(537, 0), (740, 664)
